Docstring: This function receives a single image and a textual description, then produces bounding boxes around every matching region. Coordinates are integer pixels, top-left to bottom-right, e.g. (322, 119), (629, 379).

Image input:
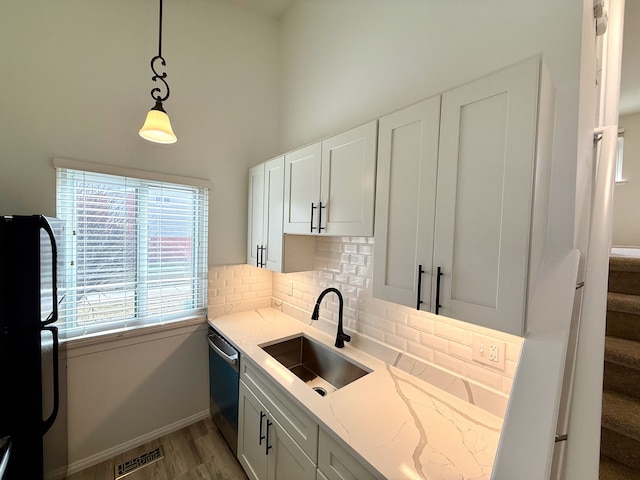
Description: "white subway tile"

(396, 324), (421, 343)
(406, 341), (435, 363)
(420, 332), (449, 353)
(434, 322), (473, 345)
(449, 342), (473, 361)
(433, 351), (467, 376)
(384, 333), (407, 351)
(408, 313), (434, 333)
(466, 364), (503, 390)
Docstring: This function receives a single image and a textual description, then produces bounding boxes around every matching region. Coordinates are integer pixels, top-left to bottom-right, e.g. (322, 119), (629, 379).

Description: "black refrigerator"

(0, 215), (67, 480)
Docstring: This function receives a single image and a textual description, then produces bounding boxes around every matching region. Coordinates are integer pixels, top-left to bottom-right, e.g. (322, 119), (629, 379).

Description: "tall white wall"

(0, 0), (280, 468)
(279, 0), (583, 250)
(613, 112), (640, 246)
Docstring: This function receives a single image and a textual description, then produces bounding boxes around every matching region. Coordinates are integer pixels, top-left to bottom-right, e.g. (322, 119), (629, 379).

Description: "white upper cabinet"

(320, 121), (378, 236)
(263, 157), (285, 271)
(284, 120), (378, 236)
(283, 143), (322, 234)
(373, 96), (441, 312)
(248, 163), (266, 268)
(373, 56), (544, 335)
(434, 57), (540, 334)
(247, 156), (314, 273)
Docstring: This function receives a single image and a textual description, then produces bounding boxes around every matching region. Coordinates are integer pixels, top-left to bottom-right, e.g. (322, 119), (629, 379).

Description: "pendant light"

(139, 0), (177, 144)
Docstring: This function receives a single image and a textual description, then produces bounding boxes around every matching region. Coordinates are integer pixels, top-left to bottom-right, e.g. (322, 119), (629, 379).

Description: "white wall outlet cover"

(471, 334), (506, 370)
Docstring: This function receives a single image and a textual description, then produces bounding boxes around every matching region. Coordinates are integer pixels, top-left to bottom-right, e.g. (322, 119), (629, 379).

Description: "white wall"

(0, 0), (281, 469)
(0, 0), (280, 266)
(613, 112), (640, 246)
(278, 0), (583, 250)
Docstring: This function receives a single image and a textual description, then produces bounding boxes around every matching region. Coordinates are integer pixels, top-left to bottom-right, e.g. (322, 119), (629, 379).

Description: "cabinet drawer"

(241, 357), (319, 462)
(317, 429), (379, 480)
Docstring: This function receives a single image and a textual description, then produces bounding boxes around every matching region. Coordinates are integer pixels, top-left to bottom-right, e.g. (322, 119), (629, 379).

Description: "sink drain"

(313, 386), (327, 397)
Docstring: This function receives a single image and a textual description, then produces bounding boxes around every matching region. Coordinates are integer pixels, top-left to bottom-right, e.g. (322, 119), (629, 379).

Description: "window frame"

(54, 158), (210, 340)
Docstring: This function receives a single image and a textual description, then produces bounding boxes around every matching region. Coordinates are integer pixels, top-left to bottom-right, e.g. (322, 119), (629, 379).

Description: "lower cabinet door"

(238, 382), (269, 480)
(268, 418), (316, 480)
(316, 468), (330, 480)
(239, 380), (316, 480)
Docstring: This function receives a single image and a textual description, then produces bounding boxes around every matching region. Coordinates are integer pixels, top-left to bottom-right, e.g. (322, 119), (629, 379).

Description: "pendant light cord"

(158, 0), (163, 58)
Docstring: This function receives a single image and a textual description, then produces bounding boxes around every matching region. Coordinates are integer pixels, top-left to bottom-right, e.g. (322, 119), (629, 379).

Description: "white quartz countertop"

(210, 307), (503, 480)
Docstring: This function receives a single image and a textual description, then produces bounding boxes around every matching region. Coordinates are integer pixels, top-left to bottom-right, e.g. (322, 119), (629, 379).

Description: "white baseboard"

(66, 409), (211, 476)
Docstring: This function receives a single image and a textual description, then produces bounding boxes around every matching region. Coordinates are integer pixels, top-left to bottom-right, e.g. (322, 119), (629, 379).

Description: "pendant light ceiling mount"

(139, 0), (177, 144)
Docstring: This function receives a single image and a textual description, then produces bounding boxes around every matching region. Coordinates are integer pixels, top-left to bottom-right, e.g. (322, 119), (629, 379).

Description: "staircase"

(600, 252), (640, 480)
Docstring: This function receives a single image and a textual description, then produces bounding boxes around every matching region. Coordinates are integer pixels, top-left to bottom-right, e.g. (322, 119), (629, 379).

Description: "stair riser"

(609, 271), (640, 296)
(601, 428), (640, 470)
(606, 311), (640, 343)
(604, 362), (640, 400)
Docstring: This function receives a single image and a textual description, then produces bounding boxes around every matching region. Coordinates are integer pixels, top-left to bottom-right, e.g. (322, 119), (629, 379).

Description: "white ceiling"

(224, 0), (294, 18)
(620, 0), (640, 115)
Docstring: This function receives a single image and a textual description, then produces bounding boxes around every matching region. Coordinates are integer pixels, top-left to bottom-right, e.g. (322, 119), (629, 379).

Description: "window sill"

(615, 180), (627, 186)
(61, 315), (208, 359)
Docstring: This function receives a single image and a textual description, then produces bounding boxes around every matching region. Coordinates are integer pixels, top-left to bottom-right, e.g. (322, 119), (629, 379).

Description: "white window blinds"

(55, 167), (208, 339)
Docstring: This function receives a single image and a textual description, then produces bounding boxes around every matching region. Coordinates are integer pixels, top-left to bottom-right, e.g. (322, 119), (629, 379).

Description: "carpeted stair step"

(600, 454), (640, 480)
(601, 390), (640, 443)
(600, 427), (640, 471)
(609, 256), (640, 296)
(607, 310), (640, 343)
(608, 292), (640, 316)
(604, 362), (640, 400)
(605, 336), (640, 371)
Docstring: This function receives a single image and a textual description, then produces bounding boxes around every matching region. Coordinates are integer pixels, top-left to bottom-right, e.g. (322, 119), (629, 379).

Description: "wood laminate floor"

(66, 417), (248, 480)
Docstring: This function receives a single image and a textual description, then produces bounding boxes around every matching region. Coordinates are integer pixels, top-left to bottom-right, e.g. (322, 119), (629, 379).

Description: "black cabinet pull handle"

(259, 411), (266, 445)
(416, 264), (425, 310)
(265, 419), (273, 455)
(260, 245), (266, 268)
(256, 245), (260, 268)
(435, 266), (443, 315)
(319, 202), (326, 232)
(310, 203), (317, 232)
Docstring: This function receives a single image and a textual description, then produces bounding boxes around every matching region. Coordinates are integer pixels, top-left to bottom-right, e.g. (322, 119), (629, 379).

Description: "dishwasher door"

(207, 327), (239, 455)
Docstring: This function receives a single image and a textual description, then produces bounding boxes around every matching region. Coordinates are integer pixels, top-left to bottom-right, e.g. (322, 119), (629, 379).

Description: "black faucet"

(311, 287), (351, 348)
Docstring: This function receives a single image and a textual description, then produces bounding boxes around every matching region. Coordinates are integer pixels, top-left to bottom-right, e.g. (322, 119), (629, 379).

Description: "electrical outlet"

(472, 334), (505, 370)
(489, 344), (499, 363)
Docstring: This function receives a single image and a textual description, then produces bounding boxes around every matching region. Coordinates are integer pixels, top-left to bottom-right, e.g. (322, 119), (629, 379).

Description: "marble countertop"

(210, 307), (503, 480)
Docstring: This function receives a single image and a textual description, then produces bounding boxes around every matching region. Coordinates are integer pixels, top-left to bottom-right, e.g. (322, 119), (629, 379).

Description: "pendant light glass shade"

(139, 100), (177, 144)
(140, 0), (177, 144)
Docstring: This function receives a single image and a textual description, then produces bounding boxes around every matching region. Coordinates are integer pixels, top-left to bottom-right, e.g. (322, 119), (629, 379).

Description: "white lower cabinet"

(317, 429), (378, 480)
(239, 381), (316, 480)
(238, 358), (379, 480)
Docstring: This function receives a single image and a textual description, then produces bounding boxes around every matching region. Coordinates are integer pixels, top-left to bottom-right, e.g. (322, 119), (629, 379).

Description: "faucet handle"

(335, 332), (351, 348)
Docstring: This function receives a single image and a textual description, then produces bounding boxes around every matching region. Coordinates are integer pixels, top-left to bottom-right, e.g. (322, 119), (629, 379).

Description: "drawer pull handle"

(259, 411), (266, 445)
(435, 266), (443, 315)
(265, 419), (273, 455)
(416, 264), (425, 310)
(310, 203), (317, 232)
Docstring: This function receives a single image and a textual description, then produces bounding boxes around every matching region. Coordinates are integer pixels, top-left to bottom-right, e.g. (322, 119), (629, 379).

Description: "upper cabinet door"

(263, 156), (285, 272)
(373, 97), (441, 311)
(433, 57), (540, 335)
(247, 163), (265, 268)
(320, 120), (378, 236)
(283, 143), (322, 234)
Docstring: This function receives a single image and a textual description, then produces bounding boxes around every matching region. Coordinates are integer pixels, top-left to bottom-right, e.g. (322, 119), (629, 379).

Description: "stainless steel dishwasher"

(207, 327), (239, 455)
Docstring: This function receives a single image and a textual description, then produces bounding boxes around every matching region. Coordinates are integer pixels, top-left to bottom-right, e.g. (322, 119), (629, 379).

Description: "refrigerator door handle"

(40, 217), (58, 326)
(41, 326), (59, 435)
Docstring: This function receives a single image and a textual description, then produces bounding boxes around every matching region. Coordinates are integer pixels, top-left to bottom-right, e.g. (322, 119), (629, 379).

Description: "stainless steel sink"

(261, 335), (370, 395)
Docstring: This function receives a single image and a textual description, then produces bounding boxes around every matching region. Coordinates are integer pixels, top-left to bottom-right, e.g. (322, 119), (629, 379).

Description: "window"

(55, 162), (209, 339)
(615, 128), (625, 183)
